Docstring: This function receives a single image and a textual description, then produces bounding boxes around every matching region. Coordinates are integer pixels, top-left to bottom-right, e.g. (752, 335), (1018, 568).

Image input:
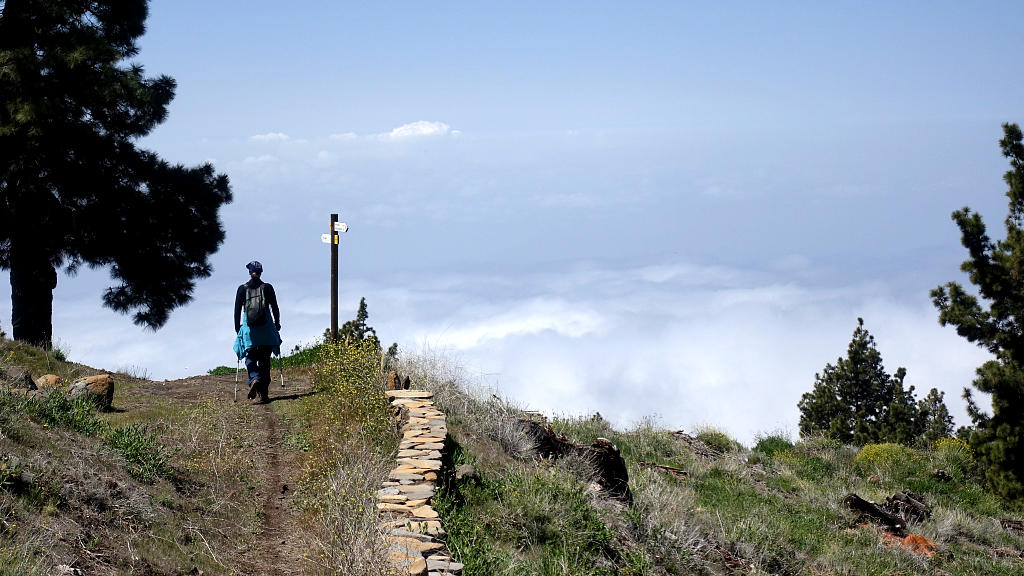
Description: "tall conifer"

(932, 123), (1024, 501)
(0, 1), (231, 346)
(798, 319), (927, 445)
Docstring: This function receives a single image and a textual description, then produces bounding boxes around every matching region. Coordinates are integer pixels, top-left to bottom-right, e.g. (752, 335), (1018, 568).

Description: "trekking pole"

(234, 358), (240, 402)
(278, 353), (286, 388)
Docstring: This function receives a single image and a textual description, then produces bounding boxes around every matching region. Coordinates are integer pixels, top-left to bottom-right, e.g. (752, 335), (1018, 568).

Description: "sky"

(2, 1), (1022, 444)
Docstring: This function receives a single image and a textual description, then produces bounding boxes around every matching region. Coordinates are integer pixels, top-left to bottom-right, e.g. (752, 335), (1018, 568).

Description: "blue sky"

(3, 1), (1022, 443)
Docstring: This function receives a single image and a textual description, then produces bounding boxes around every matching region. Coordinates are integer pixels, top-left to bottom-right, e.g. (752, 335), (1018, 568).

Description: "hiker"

(233, 260), (282, 403)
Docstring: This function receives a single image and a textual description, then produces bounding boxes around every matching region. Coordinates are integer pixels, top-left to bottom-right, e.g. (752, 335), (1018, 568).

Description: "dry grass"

(288, 339), (400, 576)
(399, 351), (536, 462)
(301, 447), (396, 575)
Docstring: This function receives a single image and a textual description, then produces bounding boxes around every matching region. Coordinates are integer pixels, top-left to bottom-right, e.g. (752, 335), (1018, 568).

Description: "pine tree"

(931, 122), (1024, 501)
(0, 1), (231, 346)
(338, 297), (379, 348)
(798, 318), (924, 445)
(918, 388), (955, 445)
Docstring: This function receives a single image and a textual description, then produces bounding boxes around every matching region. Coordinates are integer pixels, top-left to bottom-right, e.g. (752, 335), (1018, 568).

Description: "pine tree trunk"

(9, 240), (58, 348)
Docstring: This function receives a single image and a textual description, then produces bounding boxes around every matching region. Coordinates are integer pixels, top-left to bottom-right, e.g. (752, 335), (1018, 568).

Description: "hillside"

(0, 337), (396, 576)
(398, 355), (1024, 576)
(2, 337), (1024, 575)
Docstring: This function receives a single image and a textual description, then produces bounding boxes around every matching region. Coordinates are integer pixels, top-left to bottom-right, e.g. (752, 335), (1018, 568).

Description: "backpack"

(245, 285), (269, 326)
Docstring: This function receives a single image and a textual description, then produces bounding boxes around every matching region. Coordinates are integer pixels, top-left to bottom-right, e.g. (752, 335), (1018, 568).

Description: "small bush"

(854, 442), (927, 482)
(23, 389), (104, 436)
(930, 437), (975, 480)
(694, 426), (742, 453)
(754, 432), (795, 458)
(206, 365), (236, 376)
(282, 339), (327, 368)
(103, 424), (175, 483)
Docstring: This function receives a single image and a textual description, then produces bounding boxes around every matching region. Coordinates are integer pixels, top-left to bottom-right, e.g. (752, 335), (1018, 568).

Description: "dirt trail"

(148, 370), (315, 576)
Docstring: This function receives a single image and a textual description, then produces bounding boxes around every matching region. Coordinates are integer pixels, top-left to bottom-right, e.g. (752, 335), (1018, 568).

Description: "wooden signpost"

(322, 213), (348, 340)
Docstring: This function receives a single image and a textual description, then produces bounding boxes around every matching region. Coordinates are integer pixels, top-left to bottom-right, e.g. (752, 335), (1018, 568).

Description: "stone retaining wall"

(378, 389), (464, 576)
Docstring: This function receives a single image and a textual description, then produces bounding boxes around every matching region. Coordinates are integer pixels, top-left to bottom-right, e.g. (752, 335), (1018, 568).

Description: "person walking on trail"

(233, 260), (282, 403)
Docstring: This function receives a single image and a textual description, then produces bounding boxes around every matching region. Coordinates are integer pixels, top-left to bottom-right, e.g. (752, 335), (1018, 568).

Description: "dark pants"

(245, 345), (274, 401)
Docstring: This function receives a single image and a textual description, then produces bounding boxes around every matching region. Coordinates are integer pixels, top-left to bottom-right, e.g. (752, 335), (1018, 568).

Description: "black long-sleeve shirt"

(234, 278), (280, 332)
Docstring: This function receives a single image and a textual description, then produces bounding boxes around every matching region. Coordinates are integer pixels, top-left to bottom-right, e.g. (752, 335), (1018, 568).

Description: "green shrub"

(282, 339), (327, 368)
(754, 432), (795, 458)
(438, 465), (614, 575)
(23, 389), (104, 436)
(694, 426), (742, 453)
(103, 424), (175, 483)
(930, 437), (976, 480)
(854, 442), (927, 482)
(206, 365), (235, 376)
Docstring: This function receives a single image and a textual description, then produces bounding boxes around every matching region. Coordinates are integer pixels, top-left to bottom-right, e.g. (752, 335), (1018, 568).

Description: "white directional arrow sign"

(334, 222), (349, 233)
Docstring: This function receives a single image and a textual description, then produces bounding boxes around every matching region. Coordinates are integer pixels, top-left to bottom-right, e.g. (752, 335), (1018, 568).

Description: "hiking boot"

(247, 379), (259, 400)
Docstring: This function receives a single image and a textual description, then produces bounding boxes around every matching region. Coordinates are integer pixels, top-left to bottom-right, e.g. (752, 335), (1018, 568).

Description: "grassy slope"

(400, 354), (1024, 576)
(0, 338), (270, 575)
(0, 337), (398, 576)
(3, 337), (1024, 576)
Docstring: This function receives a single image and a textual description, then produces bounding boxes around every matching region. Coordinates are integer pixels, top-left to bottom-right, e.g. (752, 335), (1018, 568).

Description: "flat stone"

(378, 486), (401, 497)
(407, 520), (445, 536)
(399, 449), (443, 459)
(386, 389), (434, 399)
(408, 558), (427, 575)
(392, 466), (429, 473)
(393, 536), (444, 553)
(389, 540), (423, 559)
(412, 505), (439, 519)
(387, 548), (418, 565)
(399, 458), (442, 470)
(400, 441), (445, 450)
(427, 556), (465, 571)
(408, 407), (444, 416)
(390, 472), (426, 482)
(398, 485), (435, 497)
(396, 400), (432, 408)
(379, 494), (409, 503)
(408, 437), (445, 445)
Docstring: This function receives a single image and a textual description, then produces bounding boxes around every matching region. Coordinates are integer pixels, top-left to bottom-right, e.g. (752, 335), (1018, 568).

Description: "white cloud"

(329, 132), (358, 140)
(424, 299), (605, 350)
(392, 265), (991, 445)
(249, 132), (291, 142)
(379, 121), (453, 141)
(242, 154), (278, 164)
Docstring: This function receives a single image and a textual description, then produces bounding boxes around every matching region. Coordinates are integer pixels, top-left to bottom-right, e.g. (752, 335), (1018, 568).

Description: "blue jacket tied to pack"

(233, 277), (282, 359)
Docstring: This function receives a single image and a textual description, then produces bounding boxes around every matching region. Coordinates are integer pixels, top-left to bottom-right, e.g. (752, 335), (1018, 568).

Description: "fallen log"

(519, 420), (633, 503)
(1000, 519), (1024, 533)
(843, 493), (905, 533)
(885, 490), (930, 523)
